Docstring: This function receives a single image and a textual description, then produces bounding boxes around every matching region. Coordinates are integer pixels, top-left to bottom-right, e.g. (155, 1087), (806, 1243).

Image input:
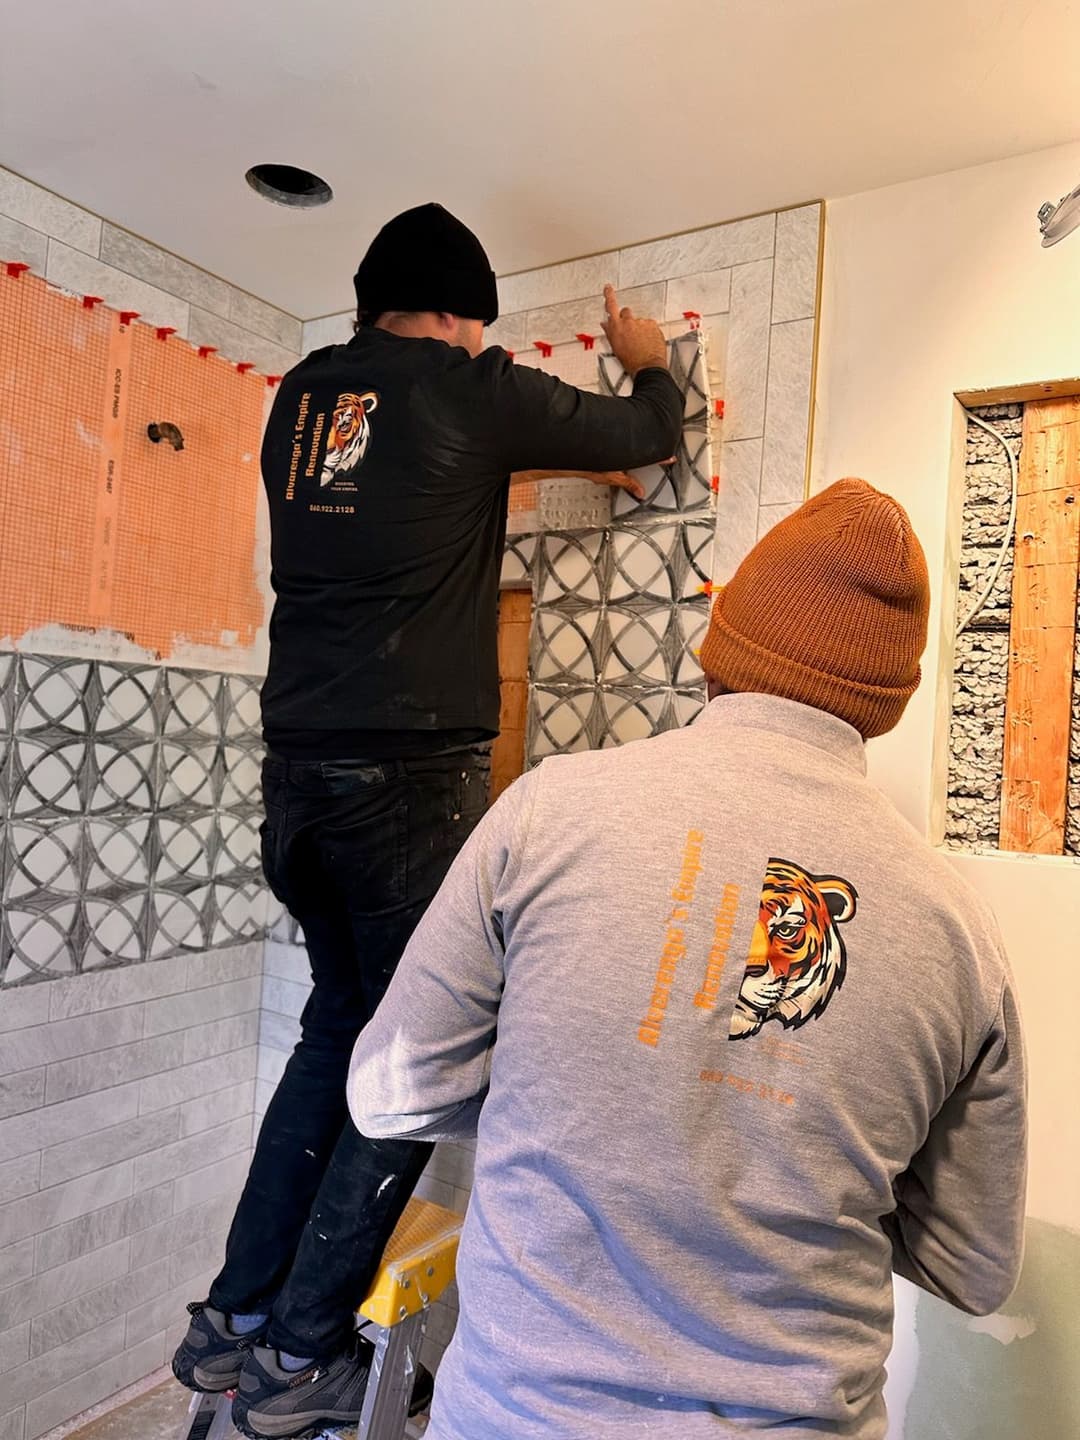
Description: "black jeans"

(209, 747), (489, 1359)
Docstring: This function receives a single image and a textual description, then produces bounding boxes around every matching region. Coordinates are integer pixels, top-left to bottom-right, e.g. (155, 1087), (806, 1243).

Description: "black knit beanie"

(353, 203), (499, 324)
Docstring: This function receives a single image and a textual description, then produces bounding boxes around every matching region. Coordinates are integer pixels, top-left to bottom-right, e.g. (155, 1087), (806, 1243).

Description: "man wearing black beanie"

(172, 202), (684, 1437)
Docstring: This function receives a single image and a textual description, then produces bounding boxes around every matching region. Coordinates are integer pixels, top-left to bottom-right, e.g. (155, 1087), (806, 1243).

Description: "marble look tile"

(228, 288), (302, 352)
(187, 307), (299, 377)
(484, 312), (526, 354)
(498, 251), (619, 316)
(301, 312), (354, 353)
(0, 169), (101, 257)
(619, 214), (775, 289)
(713, 439), (763, 583)
(45, 242), (188, 335)
(99, 226), (232, 319)
(772, 205), (821, 325)
(757, 501), (803, 539)
(724, 259), (773, 441)
(761, 319), (814, 505)
(524, 296), (604, 349)
(0, 217), (47, 274)
(665, 269), (732, 321)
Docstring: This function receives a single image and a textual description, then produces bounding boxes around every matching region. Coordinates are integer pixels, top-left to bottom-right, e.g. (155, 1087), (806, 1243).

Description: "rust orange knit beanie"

(699, 478), (930, 738)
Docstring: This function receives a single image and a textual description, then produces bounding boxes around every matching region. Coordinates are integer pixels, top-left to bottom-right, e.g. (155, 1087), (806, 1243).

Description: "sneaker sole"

(231, 1406), (362, 1439)
(171, 1354), (242, 1395)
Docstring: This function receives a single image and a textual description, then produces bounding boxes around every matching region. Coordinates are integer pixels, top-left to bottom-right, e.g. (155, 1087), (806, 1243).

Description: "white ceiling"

(3, 0), (1080, 320)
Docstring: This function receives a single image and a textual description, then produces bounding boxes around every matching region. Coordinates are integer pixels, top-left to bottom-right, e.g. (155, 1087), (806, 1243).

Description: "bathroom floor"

(60, 1380), (429, 1440)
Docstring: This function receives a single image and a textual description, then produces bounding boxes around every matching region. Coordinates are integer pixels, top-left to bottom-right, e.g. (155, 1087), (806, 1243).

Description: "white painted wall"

(815, 139), (1080, 1440)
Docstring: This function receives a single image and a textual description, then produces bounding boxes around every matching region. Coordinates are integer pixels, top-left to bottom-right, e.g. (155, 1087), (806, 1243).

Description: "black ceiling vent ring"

(245, 165), (333, 209)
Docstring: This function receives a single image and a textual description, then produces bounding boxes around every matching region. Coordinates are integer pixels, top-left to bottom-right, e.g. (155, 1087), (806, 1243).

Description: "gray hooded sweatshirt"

(348, 694), (1027, 1440)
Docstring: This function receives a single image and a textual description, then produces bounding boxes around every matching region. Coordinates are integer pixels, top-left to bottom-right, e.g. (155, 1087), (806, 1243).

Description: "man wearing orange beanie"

(348, 479), (1028, 1440)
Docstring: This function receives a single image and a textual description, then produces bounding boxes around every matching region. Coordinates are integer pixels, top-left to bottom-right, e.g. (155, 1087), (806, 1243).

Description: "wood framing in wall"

(999, 397), (1080, 852)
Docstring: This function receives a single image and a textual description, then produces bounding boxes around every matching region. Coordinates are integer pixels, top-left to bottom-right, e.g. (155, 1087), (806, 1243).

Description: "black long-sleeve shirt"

(260, 328), (684, 757)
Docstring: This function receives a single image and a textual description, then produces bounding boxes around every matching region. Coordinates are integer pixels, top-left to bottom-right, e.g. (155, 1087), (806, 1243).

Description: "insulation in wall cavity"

(946, 405), (1019, 850)
(0, 656), (268, 984)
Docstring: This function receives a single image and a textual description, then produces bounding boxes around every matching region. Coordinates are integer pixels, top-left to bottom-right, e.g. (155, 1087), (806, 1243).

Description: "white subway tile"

(187, 308), (298, 378)
(185, 944), (261, 992)
(262, 942), (309, 986)
(33, 1184), (171, 1275)
(1, 1007), (143, 1078)
(179, 1079), (255, 1139)
(771, 205), (821, 325)
(99, 226), (232, 318)
(0, 170), (101, 257)
(45, 1034), (186, 1106)
(261, 975), (308, 1021)
(41, 1110), (179, 1191)
(45, 242), (189, 334)
(0, 989), (50, 1034)
(1, 1237), (36, 1288)
(757, 501), (803, 539)
(498, 252), (619, 316)
(49, 961), (186, 1019)
(228, 290), (302, 353)
(301, 313), (354, 352)
(0, 1237), (132, 1330)
(138, 1048), (256, 1118)
(0, 1156), (39, 1207)
(0, 1083), (141, 1164)
(172, 1150), (248, 1216)
(29, 1258), (170, 1359)
(258, 1011), (299, 1054)
(0, 1160), (132, 1250)
(0, 1323), (30, 1376)
(133, 1115), (250, 1191)
(724, 260), (773, 442)
(665, 268), (732, 322)
(483, 312), (526, 354)
(26, 1333), (164, 1438)
(713, 439), (764, 583)
(130, 1192), (233, 1272)
(182, 1012), (258, 1066)
(760, 319), (814, 505)
(143, 978), (260, 1038)
(619, 214), (775, 289)
(2, 1316), (126, 1410)
(0, 1072), (44, 1122)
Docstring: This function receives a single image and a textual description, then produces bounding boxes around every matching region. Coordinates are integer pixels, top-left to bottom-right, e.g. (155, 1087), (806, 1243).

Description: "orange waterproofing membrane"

(0, 268), (266, 658)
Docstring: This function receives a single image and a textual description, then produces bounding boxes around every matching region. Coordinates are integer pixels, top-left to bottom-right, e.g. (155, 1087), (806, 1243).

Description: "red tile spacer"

(710, 475), (720, 492)
(155, 326), (176, 341)
(82, 294), (104, 309)
(505, 350), (515, 361)
(119, 310), (140, 327)
(533, 340), (553, 358)
(683, 310), (701, 329)
(699, 581), (716, 596)
(5, 262), (31, 278)
(265, 374), (282, 387)
(236, 362), (255, 374)
(575, 333), (596, 351)
(198, 345), (217, 359)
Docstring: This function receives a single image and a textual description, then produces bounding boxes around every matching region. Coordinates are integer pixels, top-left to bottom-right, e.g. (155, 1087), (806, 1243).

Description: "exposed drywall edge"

(930, 398), (971, 847)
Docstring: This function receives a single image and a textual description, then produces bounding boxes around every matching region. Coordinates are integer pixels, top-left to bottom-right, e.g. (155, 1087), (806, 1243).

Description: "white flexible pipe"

(955, 412), (1019, 638)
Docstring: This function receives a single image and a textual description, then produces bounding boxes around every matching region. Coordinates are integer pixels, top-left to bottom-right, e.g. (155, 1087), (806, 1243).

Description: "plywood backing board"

(999, 396), (1080, 854)
(0, 268), (266, 661)
(491, 587), (531, 803)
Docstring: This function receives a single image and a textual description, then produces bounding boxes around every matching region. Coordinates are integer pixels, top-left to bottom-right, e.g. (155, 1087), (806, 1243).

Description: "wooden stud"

(490, 588), (533, 804)
(999, 397), (1080, 853)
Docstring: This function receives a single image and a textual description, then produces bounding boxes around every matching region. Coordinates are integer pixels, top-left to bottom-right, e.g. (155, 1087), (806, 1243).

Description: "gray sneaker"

(231, 1341), (373, 1439)
(172, 1302), (267, 1393)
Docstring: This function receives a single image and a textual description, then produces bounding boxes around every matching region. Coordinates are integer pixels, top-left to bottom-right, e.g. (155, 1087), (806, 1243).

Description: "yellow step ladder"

(181, 1197), (462, 1440)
